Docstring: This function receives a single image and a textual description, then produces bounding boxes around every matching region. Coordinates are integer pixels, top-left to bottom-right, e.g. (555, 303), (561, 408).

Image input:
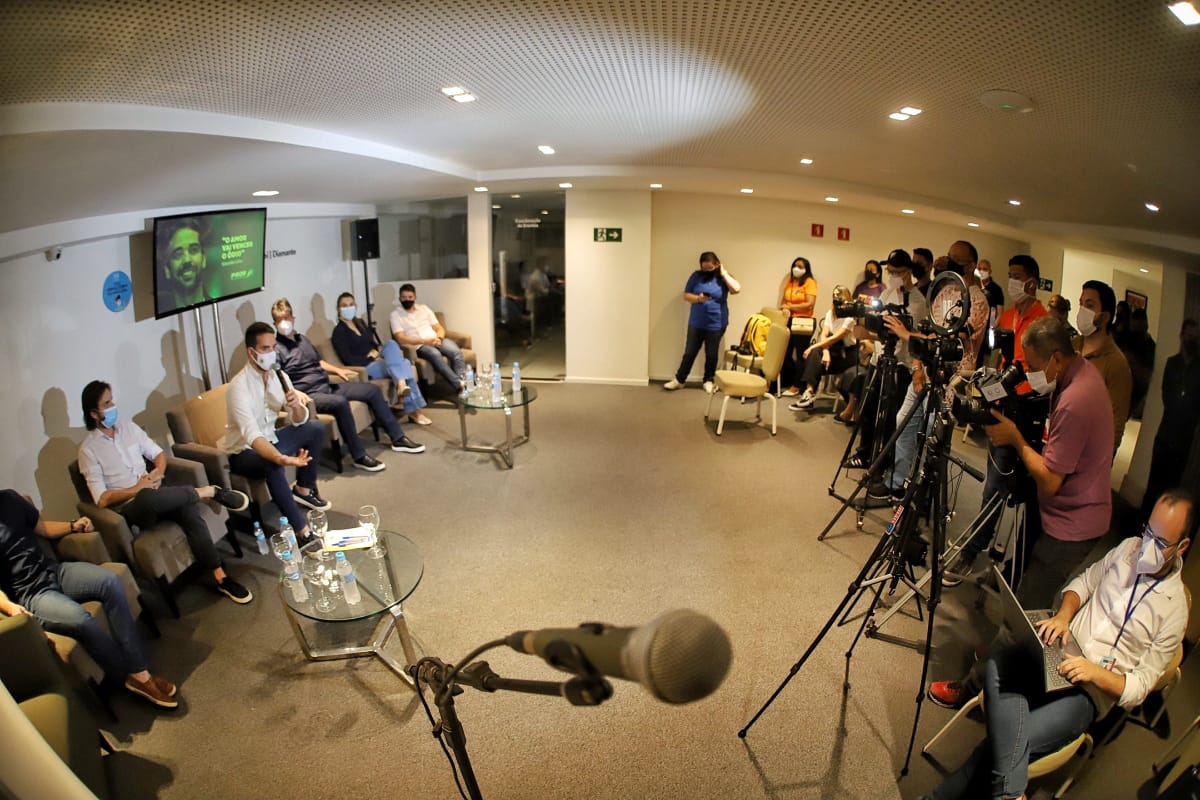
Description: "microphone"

(505, 609), (732, 704)
(273, 366), (289, 395)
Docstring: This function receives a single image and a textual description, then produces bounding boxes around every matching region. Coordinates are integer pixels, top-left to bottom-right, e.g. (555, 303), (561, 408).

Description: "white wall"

(648, 193), (1031, 380)
(563, 190), (653, 384)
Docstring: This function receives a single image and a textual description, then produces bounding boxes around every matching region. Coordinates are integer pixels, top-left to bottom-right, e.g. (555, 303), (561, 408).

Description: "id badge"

(1099, 654), (1117, 671)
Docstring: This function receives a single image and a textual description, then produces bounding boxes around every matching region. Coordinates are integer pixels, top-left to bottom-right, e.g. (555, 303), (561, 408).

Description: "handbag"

(790, 316), (816, 336)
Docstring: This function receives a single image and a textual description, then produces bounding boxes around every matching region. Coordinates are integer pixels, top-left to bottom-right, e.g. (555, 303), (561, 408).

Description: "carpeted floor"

(94, 382), (1198, 799)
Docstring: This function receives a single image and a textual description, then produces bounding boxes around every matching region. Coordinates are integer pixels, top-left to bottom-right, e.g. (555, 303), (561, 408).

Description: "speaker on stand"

(350, 218), (380, 334)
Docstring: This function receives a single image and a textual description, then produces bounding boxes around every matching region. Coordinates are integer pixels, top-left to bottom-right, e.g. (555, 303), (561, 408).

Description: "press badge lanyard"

(1102, 575), (1163, 670)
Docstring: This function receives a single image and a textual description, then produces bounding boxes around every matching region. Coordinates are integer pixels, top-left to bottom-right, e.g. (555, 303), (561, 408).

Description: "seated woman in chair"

(789, 286), (856, 411)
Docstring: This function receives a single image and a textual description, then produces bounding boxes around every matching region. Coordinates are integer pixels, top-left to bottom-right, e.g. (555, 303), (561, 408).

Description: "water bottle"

(490, 361), (502, 403)
(279, 516), (297, 553)
(464, 365), (475, 390)
(335, 552), (361, 604)
(511, 361), (522, 396)
(253, 521), (269, 555)
(282, 551), (309, 603)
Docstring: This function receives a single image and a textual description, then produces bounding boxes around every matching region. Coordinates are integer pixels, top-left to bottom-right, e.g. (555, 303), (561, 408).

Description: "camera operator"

(842, 249), (928, 471)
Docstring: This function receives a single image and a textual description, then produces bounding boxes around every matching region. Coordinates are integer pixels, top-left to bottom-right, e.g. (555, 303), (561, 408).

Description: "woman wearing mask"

(852, 260), (884, 301)
(664, 252), (742, 393)
(780, 257), (818, 397)
(330, 292), (432, 425)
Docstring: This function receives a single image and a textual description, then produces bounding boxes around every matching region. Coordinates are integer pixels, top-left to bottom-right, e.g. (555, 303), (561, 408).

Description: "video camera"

(909, 319), (964, 375)
(833, 297), (912, 337)
(948, 328), (1048, 445)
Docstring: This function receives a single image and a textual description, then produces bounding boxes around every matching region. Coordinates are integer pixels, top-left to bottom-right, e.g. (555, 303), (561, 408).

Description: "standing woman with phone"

(780, 257), (818, 397)
(664, 251), (742, 393)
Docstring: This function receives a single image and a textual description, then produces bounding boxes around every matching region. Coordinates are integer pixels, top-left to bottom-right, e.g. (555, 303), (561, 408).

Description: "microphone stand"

(411, 644), (614, 800)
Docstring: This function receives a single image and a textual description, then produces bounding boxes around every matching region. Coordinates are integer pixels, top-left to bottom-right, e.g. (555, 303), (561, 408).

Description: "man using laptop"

(921, 489), (1192, 800)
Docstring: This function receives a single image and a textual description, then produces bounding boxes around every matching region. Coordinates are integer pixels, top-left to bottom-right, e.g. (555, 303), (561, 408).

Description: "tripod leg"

(827, 363), (879, 494)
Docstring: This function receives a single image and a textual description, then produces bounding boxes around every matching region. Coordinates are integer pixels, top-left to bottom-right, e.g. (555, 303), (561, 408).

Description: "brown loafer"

(126, 675), (178, 708)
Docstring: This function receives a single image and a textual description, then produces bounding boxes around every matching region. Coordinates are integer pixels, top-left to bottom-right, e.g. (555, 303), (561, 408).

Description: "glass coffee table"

(458, 385), (538, 468)
(278, 530), (423, 686)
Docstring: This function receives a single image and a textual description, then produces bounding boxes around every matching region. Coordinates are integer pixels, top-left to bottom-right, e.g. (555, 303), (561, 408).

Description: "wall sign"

(593, 227), (622, 242)
(811, 224), (824, 238)
(102, 270), (131, 312)
(838, 227), (851, 241)
(1038, 278), (1054, 292)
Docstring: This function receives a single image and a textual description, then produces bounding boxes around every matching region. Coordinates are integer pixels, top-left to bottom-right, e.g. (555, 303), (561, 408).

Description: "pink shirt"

(1039, 356), (1114, 542)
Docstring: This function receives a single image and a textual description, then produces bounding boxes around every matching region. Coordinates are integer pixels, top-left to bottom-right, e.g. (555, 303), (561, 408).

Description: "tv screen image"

(153, 207), (267, 319)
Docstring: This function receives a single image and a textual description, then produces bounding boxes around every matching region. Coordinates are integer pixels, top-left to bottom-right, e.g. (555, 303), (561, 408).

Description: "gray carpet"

(96, 382), (1198, 799)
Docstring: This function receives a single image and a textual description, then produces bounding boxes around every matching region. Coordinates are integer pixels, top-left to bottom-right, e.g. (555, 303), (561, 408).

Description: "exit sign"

(594, 227), (623, 242)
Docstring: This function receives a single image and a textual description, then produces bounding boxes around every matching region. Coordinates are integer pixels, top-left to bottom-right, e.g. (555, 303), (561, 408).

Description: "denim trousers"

(120, 485), (220, 570)
(28, 562), (149, 680)
(311, 381), (403, 457)
(417, 339), (466, 386)
(889, 384), (929, 490)
(676, 326), (724, 383)
(366, 341), (426, 416)
(228, 420), (325, 531)
(928, 646), (1095, 800)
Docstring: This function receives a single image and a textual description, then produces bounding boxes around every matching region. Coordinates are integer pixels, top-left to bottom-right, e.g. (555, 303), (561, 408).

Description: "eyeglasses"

(1141, 523), (1173, 551)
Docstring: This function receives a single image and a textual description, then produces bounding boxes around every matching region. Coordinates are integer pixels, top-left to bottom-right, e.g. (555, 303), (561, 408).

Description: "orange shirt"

(783, 277), (817, 318)
(998, 300), (1048, 365)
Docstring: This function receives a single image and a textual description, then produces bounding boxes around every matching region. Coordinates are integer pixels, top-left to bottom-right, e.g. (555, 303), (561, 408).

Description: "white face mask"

(1076, 306), (1098, 337)
(1026, 369), (1056, 395)
(1137, 533), (1167, 575)
(792, 266), (805, 280)
(976, 268), (990, 281)
(254, 350), (278, 371)
(1008, 277), (1030, 305)
(276, 319), (294, 336)
(885, 273), (904, 292)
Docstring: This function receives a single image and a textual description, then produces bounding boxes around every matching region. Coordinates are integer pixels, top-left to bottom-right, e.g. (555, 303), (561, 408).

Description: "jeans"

(228, 420), (325, 531)
(675, 326), (724, 383)
(928, 647), (1095, 800)
(889, 384), (929, 491)
(311, 381), (403, 457)
(27, 562), (149, 680)
(417, 339), (466, 387)
(120, 485), (220, 571)
(366, 341), (426, 416)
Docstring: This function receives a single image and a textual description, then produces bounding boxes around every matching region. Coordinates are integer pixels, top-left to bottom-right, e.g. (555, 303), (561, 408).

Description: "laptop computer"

(992, 566), (1083, 692)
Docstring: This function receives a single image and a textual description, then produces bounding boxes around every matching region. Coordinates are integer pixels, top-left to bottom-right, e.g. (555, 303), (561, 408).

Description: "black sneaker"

(210, 486), (249, 512)
(391, 436), (426, 454)
(352, 454), (387, 472)
(867, 480), (895, 501)
(292, 485), (332, 511)
(843, 454), (869, 469)
(216, 577), (253, 604)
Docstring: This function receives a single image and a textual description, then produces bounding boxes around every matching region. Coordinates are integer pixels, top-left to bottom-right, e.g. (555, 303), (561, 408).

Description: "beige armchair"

(67, 457), (237, 618)
(395, 311), (478, 389)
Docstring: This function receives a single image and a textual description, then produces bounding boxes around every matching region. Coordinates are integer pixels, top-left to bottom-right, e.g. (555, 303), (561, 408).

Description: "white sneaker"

(703, 381), (715, 394)
(663, 378), (684, 390)
(790, 390), (815, 409)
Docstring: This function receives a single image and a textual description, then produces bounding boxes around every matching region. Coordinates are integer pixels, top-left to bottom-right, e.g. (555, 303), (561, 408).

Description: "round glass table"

(278, 530), (423, 685)
(458, 385), (538, 468)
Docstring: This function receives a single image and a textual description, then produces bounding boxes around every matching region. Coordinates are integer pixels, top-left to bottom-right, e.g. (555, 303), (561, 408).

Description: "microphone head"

(623, 609), (732, 704)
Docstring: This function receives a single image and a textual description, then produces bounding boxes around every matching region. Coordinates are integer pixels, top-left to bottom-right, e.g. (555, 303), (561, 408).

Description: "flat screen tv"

(153, 207), (267, 319)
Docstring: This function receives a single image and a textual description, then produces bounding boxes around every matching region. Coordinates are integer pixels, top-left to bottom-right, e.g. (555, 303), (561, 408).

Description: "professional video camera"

(833, 297), (913, 337)
(949, 327), (1048, 444)
(908, 319), (964, 374)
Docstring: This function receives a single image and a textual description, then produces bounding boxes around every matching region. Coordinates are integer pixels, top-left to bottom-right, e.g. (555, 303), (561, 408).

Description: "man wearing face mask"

(390, 283), (468, 391)
(997, 256), (1048, 365)
(1140, 320), (1200, 522)
(976, 259), (1004, 314)
(1073, 281), (1132, 453)
(912, 248), (935, 298)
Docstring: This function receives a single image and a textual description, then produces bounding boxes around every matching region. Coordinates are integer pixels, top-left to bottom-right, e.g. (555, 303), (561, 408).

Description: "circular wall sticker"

(103, 270), (132, 312)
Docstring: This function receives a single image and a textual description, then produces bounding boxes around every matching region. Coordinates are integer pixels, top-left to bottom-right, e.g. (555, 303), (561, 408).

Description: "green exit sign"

(593, 227), (623, 242)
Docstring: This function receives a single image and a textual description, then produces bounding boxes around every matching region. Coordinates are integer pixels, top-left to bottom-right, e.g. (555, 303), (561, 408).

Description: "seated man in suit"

(78, 380), (253, 604)
(389, 283), (467, 390)
(272, 298), (425, 471)
(921, 488), (1192, 800)
(0, 490), (178, 708)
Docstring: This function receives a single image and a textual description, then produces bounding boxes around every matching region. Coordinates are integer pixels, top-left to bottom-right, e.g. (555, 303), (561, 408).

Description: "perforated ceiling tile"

(0, 0), (1197, 235)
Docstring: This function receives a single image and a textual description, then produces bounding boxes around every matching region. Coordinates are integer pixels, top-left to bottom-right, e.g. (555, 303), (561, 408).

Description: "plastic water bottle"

(491, 362), (502, 403)
(282, 551), (309, 603)
(511, 362), (522, 396)
(279, 516), (297, 553)
(335, 552), (361, 604)
(253, 522), (269, 555)
(464, 365), (475, 391)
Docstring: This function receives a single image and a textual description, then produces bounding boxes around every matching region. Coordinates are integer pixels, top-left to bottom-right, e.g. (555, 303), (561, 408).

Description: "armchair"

(396, 311), (478, 389)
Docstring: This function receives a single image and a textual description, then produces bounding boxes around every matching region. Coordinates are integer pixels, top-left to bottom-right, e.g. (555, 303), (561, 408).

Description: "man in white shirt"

(921, 488), (1191, 800)
(389, 283), (467, 389)
(222, 322), (330, 542)
(78, 381), (253, 604)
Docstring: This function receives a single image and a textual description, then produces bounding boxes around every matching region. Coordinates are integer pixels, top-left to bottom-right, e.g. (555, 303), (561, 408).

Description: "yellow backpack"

(737, 313), (772, 357)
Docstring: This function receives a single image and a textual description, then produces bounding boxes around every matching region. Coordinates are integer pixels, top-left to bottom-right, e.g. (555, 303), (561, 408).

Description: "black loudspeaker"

(350, 218), (379, 260)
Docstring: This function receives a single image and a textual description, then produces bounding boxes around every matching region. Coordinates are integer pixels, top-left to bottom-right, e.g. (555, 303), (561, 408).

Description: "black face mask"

(1184, 337), (1199, 357)
(400, 299), (415, 310)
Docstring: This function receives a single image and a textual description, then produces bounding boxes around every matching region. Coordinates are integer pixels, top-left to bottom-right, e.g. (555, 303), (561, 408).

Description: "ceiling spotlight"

(451, 93), (476, 103)
(473, 186), (488, 192)
(649, 183), (663, 189)
(1145, 202), (1161, 212)
(900, 106), (923, 116)
(538, 145), (556, 155)
(540, 209), (550, 215)
(901, 209), (916, 214)
(441, 86), (465, 96)
(559, 182), (573, 189)
(1139, 267), (1151, 274)
(492, 204), (501, 209)
(251, 189), (279, 197)
(824, 197), (839, 203)
(740, 188), (754, 194)
(889, 112), (911, 121)
(1169, 1), (1200, 25)
(800, 158), (814, 165)
(1008, 199), (1022, 206)
(967, 222), (980, 228)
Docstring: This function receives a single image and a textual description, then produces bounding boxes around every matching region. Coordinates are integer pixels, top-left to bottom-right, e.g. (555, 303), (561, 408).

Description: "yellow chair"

(705, 322), (789, 435)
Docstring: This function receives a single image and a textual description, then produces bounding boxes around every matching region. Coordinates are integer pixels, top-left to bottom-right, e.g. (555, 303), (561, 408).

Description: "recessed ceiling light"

(558, 182), (573, 189)
(800, 158), (814, 165)
(1139, 267), (1151, 273)
(740, 188), (754, 194)
(540, 209), (550, 215)
(824, 196), (839, 203)
(537, 145), (556, 155)
(441, 86), (465, 96)
(473, 186), (488, 192)
(967, 222), (980, 228)
(492, 204), (501, 209)
(451, 93), (476, 103)
(889, 112), (911, 121)
(1008, 199), (1022, 206)
(251, 189), (279, 197)
(1145, 202), (1161, 212)
(650, 183), (663, 189)
(510, 194), (521, 199)
(1169, 1), (1200, 25)
(901, 209), (916, 214)
(900, 106), (923, 116)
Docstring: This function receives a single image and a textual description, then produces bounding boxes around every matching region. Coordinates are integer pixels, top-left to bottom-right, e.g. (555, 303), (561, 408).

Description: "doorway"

(491, 191), (566, 379)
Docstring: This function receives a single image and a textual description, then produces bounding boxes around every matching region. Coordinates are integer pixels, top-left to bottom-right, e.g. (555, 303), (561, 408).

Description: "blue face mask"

(101, 406), (118, 428)
(340, 305), (357, 321)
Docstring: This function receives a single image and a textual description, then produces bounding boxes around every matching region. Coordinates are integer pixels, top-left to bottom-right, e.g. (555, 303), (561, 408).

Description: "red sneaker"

(927, 680), (970, 709)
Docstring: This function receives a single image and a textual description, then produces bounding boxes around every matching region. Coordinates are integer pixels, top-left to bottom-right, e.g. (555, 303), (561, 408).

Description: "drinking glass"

(359, 504), (385, 558)
(319, 549), (341, 597)
(270, 532), (294, 564)
(306, 509), (328, 547)
(302, 553), (335, 612)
